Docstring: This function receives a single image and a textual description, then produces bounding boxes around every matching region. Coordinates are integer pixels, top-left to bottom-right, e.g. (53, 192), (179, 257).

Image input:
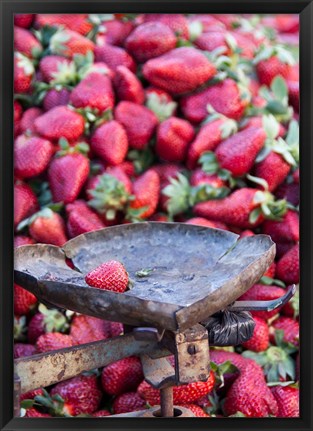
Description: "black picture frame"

(1, 1), (312, 430)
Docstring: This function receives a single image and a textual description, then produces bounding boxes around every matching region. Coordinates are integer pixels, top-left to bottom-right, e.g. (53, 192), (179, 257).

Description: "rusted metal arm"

(15, 333), (168, 394)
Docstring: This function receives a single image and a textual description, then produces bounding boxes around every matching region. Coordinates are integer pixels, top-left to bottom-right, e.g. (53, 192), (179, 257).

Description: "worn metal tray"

(14, 222), (275, 331)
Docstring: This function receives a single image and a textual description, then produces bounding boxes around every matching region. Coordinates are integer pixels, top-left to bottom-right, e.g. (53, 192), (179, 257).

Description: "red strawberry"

(190, 169), (225, 188)
(223, 361), (278, 417)
(50, 374), (102, 415)
(101, 356), (144, 396)
(113, 392), (146, 414)
(195, 31), (230, 55)
(181, 78), (248, 123)
(14, 343), (37, 358)
(28, 210), (68, 246)
(92, 409), (111, 417)
(239, 284), (286, 320)
(242, 317), (269, 352)
(214, 127), (266, 177)
(210, 349), (247, 371)
(91, 120), (128, 166)
(36, 333), (75, 353)
(14, 14), (34, 28)
(14, 26), (42, 58)
(14, 235), (35, 248)
(25, 408), (51, 418)
(85, 260), (129, 293)
(254, 151), (291, 192)
(156, 117), (195, 163)
(20, 388), (44, 402)
(270, 316), (299, 347)
(276, 243), (299, 285)
(14, 182), (38, 227)
(113, 65), (145, 104)
(138, 371), (215, 405)
(262, 210), (299, 243)
(275, 182), (299, 207)
(14, 284), (37, 315)
(143, 47), (216, 94)
(43, 88), (71, 111)
(99, 19), (134, 46)
(187, 117), (237, 169)
(66, 200), (106, 238)
(14, 52), (34, 93)
(129, 170), (160, 219)
(188, 14), (225, 32)
(94, 44), (136, 72)
(231, 30), (259, 59)
(48, 152), (89, 204)
(125, 22), (177, 63)
(35, 14), (93, 35)
(271, 385), (299, 417)
(185, 217), (227, 230)
(28, 310), (65, 344)
(151, 164), (182, 184)
(263, 262), (276, 278)
(181, 404), (210, 417)
(35, 106), (85, 141)
(115, 101), (158, 150)
(70, 315), (115, 345)
(194, 188), (280, 229)
(49, 29), (95, 58)
(19, 107), (43, 134)
(256, 56), (294, 87)
(14, 135), (54, 179)
(240, 229), (255, 238)
(39, 55), (72, 83)
(143, 14), (189, 39)
(70, 72), (115, 112)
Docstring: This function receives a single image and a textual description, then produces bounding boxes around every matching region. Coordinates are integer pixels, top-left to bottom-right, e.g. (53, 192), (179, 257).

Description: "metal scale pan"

(14, 222), (276, 331)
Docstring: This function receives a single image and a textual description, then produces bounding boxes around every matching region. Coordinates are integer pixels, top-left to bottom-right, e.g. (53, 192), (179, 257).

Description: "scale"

(14, 222), (295, 418)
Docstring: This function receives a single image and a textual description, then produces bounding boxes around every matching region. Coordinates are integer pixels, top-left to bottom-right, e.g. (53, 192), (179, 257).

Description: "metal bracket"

(228, 284), (296, 312)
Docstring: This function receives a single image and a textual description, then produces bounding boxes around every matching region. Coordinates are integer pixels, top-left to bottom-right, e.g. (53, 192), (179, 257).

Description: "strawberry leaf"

(271, 76), (288, 103)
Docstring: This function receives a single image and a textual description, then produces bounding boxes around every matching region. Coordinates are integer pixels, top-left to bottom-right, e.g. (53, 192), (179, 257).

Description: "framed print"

(1, 1), (312, 430)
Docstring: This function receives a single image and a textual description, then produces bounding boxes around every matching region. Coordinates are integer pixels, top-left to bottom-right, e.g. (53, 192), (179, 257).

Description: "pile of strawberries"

(14, 13), (299, 418)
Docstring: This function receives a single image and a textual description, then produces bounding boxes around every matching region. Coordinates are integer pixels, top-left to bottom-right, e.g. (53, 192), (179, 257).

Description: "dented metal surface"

(14, 222), (276, 331)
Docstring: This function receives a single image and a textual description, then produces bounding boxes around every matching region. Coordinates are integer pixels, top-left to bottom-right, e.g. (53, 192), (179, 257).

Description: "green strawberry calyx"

(249, 188), (288, 224)
(74, 107), (113, 134)
(14, 315), (27, 342)
(56, 138), (90, 157)
(210, 360), (239, 389)
(49, 29), (71, 56)
(258, 76), (293, 122)
(162, 172), (229, 218)
(145, 92), (177, 122)
(34, 388), (72, 417)
(199, 151), (236, 188)
(88, 173), (132, 220)
(38, 303), (69, 333)
(253, 44), (296, 66)
(16, 52), (35, 76)
(242, 344), (296, 383)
